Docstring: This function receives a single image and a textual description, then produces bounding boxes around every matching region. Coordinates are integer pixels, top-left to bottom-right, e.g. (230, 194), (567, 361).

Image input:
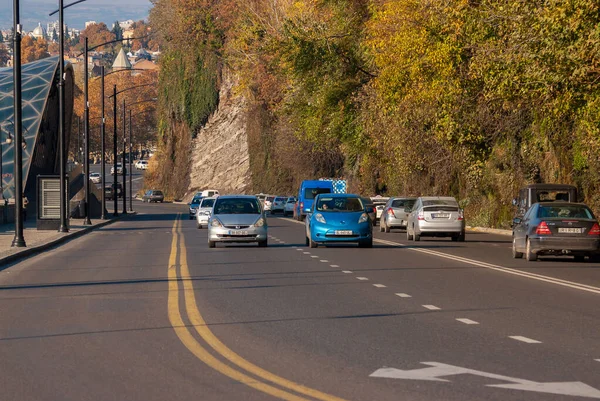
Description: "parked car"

(406, 196), (465, 241)
(111, 163), (127, 175)
(512, 202), (600, 262)
(196, 197), (217, 229)
(380, 197), (417, 233)
(89, 172), (101, 184)
(513, 183), (578, 218)
(188, 197), (202, 219)
(194, 189), (220, 198)
(142, 190), (164, 203)
(270, 196), (287, 214)
(284, 197), (296, 217)
(104, 182), (123, 200)
(305, 193), (373, 248)
(207, 195), (268, 248)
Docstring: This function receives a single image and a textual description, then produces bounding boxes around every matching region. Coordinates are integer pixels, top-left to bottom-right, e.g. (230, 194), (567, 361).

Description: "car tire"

(359, 238), (373, 248)
(407, 229), (413, 241)
(574, 255), (585, 262)
(458, 232), (466, 242)
(197, 223), (201, 229)
(305, 236), (309, 246)
(414, 233), (421, 241)
(189, 216), (193, 220)
(525, 238), (537, 261)
(512, 238), (523, 259)
(309, 236), (318, 248)
(258, 240), (268, 247)
(208, 240), (216, 248)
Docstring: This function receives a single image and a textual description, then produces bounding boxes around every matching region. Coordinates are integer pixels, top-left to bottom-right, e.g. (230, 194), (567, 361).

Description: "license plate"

(558, 227), (583, 234)
(335, 230), (353, 235)
(229, 230), (248, 236)
(432, 213), (450, 219)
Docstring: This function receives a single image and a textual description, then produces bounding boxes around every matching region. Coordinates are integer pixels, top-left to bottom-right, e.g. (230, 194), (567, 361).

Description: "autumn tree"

(21, 36), (50, 63)
(0, 44), (9, 67)
(76, 22), (116, 53)
(130, 20), (159, 51)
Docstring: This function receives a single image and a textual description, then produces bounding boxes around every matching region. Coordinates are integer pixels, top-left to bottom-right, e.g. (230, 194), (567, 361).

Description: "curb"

(0, 212), (137, 268)
(466, 226), (512, 236)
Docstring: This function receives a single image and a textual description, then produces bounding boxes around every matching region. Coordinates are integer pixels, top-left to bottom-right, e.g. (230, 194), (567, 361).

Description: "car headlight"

(315, 213), (326, 224)
(358, 213), (369, 224)
(210, 218), (223, 227)
(254, 217), (266, 227)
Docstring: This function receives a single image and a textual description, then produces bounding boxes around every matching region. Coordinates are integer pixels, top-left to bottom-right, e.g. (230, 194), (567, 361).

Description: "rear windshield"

(200, 198), (215, 208)
(191, 198), (201, 205)
(275, 197), (287, 202)
(316, 197), (364, 212)
(537, 205), (594, 219)
(422, 199), (457, 207)
(214, 198), (261, 214)
(286, 198), (296, 203)
(304, 188), (331, 200)
(266, 196), (275, 201)
(153, 191), (163, 195)
(392, 199), (415, 208)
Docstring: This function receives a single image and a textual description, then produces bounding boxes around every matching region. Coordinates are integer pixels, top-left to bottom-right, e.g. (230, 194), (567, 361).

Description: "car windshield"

(214, 198), (261, 214)
(200, 198), (215, 208)
(537, 205), (594, 219)
(316, 197), (364, 212)
(286, 198), (295, 203)
(191, 198), (201, 205)
(304, 188), (331, 200)
(275, 197), (286, 202)
(391, 199), (415, 208)
(266, 196), (275, 202)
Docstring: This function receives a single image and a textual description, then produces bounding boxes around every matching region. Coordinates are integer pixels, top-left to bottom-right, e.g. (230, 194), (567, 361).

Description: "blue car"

(305, 193), (374, 248)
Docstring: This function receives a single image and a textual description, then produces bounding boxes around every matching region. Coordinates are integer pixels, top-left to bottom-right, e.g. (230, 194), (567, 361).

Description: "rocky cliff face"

(186, 72), (251, 198)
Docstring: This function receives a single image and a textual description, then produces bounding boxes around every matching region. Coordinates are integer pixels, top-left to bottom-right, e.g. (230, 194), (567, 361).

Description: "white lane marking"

(374, 238), (600, 295)
(311, 256), (319, 258)
(509, 336), (542, 344)
(296, 249), (303, 251)
(373, 284), (387, 288)
(396, 293), (412, 298)
(303, 252), (311, 254)
(456, 318), (479, 325)
(422, 305), (441, 310)
(370, 361), (600, 398)
(342, 270), (353, 274)
(356, 277), (369, 281)
(594, 359), (600, 362)
(330, 264), (340, 268)
(320, 260), (329, 262)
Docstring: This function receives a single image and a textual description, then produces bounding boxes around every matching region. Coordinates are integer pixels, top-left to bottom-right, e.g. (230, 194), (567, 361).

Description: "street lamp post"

(57, 0), (68, 233)
(112, 85), (118, 217)
(11, 0), (25, 246)
(100, 66), (106, 219)
(121, 98), (127, 215)
(83, 36), (91, 225)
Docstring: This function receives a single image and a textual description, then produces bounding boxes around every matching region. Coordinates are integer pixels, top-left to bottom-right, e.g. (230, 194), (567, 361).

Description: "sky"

(0, 0), (152, 31)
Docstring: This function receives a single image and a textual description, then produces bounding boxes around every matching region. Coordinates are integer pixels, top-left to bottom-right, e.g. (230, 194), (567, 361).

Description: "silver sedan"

(379, 197), (416, 232)
(406, 196), (465, 241)
(207, 195), (268, 248)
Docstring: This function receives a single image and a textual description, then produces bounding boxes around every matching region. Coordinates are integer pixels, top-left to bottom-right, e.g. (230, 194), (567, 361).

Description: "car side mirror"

(512, 217), (522, 226)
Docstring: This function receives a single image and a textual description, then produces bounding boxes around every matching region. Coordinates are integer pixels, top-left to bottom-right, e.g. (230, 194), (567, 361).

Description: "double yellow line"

(167, 215), (349, 401)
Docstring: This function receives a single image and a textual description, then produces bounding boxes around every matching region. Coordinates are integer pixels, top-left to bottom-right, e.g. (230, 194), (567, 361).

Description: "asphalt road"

(1, 202), (599, 401)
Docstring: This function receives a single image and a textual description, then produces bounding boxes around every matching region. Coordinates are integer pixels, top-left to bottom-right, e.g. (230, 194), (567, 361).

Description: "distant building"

(31, 23), (46, 40)
(85, 21), (97, 29)
(118, 20), (135, 30)
(112, 47), (132, 71)
(47, 21), (67, 36)
(132, 59), (159, 76)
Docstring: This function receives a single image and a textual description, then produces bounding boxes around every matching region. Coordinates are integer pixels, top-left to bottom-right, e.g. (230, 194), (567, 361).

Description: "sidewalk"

(0, 211), (133, 266)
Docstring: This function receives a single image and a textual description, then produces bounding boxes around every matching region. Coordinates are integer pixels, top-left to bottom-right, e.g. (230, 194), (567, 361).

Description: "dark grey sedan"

(512, 202), (600, 262)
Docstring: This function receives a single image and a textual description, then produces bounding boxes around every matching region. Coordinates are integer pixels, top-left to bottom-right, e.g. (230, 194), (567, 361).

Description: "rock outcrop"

(186, 72), (251, 198)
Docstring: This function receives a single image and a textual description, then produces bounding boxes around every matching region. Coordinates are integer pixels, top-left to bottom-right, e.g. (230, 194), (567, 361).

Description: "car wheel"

(525, 238), (537, 261)
(359, 238), (373, 248)
(305, 236), (309, 246)
(309, 236), (318, 248)
(574, 254), (585, 262)
(458, 232), (466, 242)
(258, 240), (268, 247)
(407, 229), (413, 241)
(414, 232), (421, 241)
(208, 240), (216, 248)
(512, 238), (523, 259)
(189, 216), (193, 220)
(197, 223), (201, 229)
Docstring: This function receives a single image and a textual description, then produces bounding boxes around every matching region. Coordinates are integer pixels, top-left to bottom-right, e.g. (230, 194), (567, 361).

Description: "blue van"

(296, 180), (334, 220)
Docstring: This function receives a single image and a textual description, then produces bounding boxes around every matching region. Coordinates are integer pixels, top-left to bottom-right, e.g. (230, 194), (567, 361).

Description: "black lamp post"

(100, 66), (106, 219)
(11, 0), (25, 246)
(83, 36), (92, 225)
(128, 110), (132, 212)
(58, 0), (68, 233)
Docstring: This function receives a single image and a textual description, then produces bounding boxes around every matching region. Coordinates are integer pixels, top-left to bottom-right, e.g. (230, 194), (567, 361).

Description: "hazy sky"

(0, 0), (152, 31)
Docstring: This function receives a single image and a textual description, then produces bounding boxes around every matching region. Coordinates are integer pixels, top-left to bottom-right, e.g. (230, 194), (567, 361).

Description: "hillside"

(145, 0), (600, 228)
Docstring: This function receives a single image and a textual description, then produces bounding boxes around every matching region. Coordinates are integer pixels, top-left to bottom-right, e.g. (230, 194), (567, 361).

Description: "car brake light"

(300, 202), (304, 209)
(417, 210), (425, 221)
(458, 209), (464, 221)
(536, 221), (552, 235)
(387, 208), (396, 218)
(589, 223), (600, 236)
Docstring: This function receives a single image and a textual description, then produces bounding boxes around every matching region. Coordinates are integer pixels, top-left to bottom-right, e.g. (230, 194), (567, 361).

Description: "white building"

(47, 21), (67, 35)
(31, 23), (46, 40)
(85, 21), (97, 29)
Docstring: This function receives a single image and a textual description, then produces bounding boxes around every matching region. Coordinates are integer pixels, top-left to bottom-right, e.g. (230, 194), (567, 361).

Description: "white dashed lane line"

(422, 305), (441, 311)
(342, 270), (353, 274)
(595, 359), (600, 362)
(311, 256), (319, 258)
(303, 252), (311, 254)
(509, 336), (542, 344)
(330, 264), (339, 268)
(356, 277), (369, 281)
(320, 260), (329, 263)
(395, 293), (412, 298)
(373, 284), (387, 288)
(456, 318), (479, 325)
